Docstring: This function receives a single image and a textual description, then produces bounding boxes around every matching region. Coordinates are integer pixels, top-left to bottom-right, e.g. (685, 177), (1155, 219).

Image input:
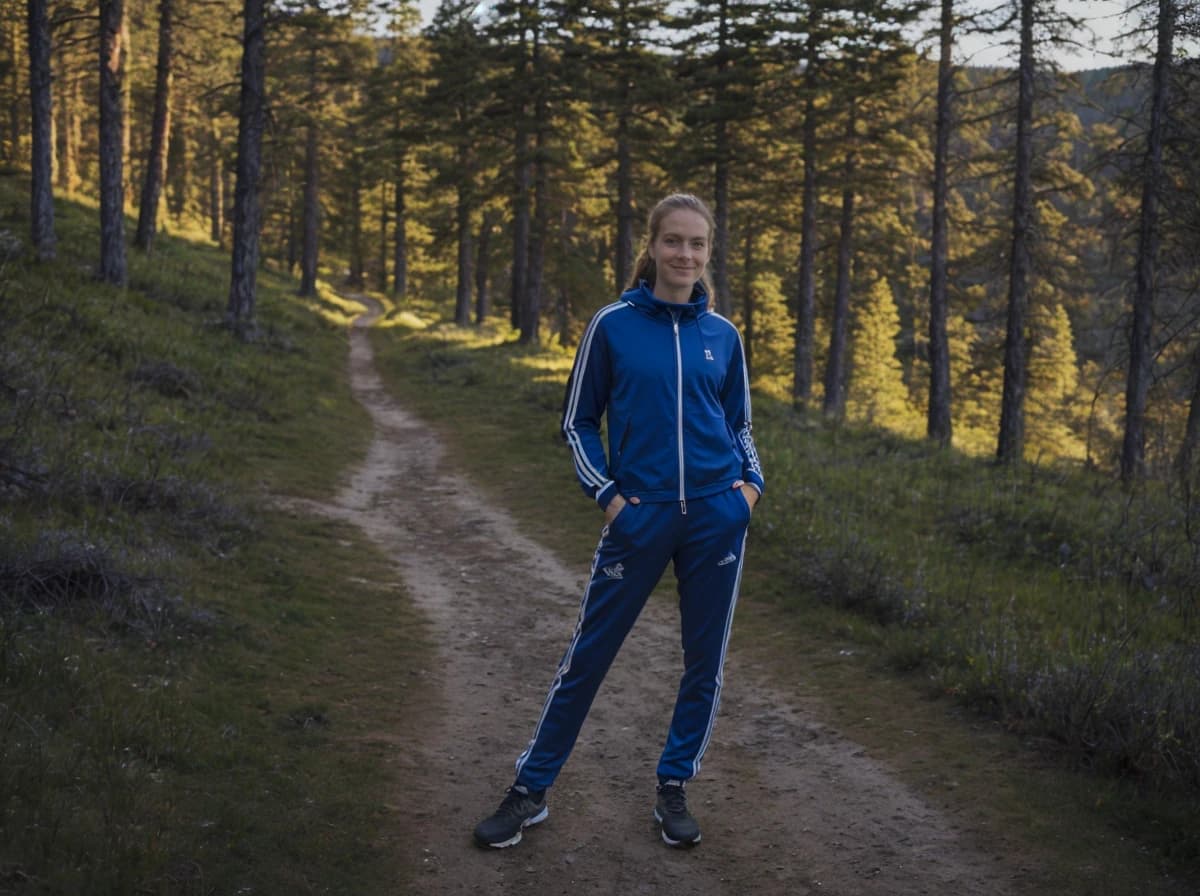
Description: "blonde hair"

(628, 193), (716, 301)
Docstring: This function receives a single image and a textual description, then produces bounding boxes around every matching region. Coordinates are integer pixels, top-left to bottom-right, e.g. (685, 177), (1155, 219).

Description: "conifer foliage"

(5, 0), (1199, 473)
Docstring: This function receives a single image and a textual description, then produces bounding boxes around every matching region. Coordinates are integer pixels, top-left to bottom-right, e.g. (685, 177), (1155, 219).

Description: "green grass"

(368, 302), (1200, 893)
(1, 174), (433, 893)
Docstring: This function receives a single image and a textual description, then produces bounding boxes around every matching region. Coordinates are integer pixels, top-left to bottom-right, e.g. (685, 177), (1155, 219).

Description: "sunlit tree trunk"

(392, 150), (408, 299)
(1122, 0), (1175, 481)
(27, 0), (56, 260)
(476, 210), (498, 324)
(299, 115), (319, 295)
(791, 81), (818, 411)
(209, 119), (223, 244)
(226, 0), (266, 327)
(996, 0), (1035, 463)
(927, 0), (954, 445)
(454, 155), (473, 326)
(297, 38), (321, 296)
(135, 0), (174, 250)
(824, 99), (858, 419)
(98, 0), (127, 285)
(614, 100), (634, 291)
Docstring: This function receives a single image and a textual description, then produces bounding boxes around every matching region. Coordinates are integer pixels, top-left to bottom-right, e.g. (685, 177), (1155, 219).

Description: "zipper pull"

(680, 498), (687, 516)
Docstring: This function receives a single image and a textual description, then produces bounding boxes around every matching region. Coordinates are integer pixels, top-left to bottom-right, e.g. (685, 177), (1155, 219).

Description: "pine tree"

(27, 0), (56, 259)
(847, 276), (914, 432)
(98, 0), (128, 286)
(226, 0), (266, 328)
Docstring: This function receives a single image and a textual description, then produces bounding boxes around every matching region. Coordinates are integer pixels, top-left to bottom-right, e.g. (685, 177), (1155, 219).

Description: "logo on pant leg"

(718, 552), (737, 567)
(602, 562), (625, 579)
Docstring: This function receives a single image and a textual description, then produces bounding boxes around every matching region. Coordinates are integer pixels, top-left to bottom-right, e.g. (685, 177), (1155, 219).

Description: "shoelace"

(658, 785), (688, 816)
(498, 788), (539, 819)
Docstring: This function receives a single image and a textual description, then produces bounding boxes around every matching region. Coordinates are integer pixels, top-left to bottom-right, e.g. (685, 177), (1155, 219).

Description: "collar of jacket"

(621, 280), (709, 321)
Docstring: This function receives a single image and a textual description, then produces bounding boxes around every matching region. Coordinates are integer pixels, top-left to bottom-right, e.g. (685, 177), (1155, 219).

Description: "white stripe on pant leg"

(515, 533), (607, 780)
(689, 528), (749, 778)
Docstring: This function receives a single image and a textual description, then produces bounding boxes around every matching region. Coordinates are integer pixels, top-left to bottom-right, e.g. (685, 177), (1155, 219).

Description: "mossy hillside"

(1, 174), (431, 894)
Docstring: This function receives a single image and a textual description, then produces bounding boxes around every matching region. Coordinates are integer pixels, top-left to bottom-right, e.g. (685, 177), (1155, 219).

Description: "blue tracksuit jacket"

(561, 281), (764, 510)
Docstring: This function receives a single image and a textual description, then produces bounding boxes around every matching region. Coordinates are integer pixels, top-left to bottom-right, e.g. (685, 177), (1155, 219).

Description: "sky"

(415, 0), (1142, 72)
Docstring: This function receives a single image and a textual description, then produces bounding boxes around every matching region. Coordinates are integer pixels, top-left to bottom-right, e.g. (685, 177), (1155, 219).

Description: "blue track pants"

(514, 487), (751, 791)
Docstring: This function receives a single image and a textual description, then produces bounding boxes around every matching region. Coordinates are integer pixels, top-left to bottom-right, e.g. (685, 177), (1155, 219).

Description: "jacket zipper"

(672, 312), (687, 516)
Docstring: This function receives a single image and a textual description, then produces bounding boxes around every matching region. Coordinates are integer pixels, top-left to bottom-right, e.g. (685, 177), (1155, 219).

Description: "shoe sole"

(477, 806), (549, 849)
(653, 808), (701, 848)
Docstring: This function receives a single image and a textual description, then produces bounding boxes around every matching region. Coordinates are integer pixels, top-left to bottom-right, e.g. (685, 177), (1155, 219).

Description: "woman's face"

(648, 208), (711, 300)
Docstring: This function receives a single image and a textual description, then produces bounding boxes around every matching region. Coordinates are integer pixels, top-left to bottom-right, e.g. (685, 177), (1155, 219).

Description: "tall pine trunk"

(615, 101), (634, 291)
(926, 0), (954, 445)
(823, 100), (858, 419)
(209, 119), (223, 245)
(511, 130), (532, 330)
(742, 227), (756, 383)
(712, 121), (732, 317)
(475, 211), (496, 324)
(791, 84), (818, 411)
(454, 164), (473, 327)
(520, 124), (547, 344)
(98, 0), (127, 285)
(27, 0), (56, 260)
(347, 151), (363, 287)
(226, 0), (266, 328)
(378, 182), (389, 292)
(1122, 0), (1175, 481)
(996, 0), (1035, 464)
(298, 43), (320, 296)
(299, 119), (319, 296)
(135, 0), (174, 250)
(392, 150), (408, 298)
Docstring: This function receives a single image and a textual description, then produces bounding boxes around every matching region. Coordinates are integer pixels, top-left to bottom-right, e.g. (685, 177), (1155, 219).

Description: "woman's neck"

(653, 283), (693, 305)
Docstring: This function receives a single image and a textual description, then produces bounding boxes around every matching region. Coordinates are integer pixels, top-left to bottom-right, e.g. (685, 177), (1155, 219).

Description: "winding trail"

(301, 299), (1024, 895)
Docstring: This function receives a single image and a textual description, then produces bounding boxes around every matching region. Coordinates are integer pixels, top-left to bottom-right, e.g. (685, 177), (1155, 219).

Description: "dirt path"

(305, 299), (1025, 895)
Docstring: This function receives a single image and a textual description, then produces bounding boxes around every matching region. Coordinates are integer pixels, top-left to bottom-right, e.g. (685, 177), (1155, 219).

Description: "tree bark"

(712, 119), (732, 317)
(347, 152), (364, 287)
(393, 151), (408, 298)
(98, 0), (127, 286)
(615, 101), (634, 291)
(209, 119), (223, 245)
(226, 0), (266, 328)
(823, 100), (858, 419)
(927, 0), (954, 445)
(454, 172), (473, 327)
(299, 117), (319, 296)
(378, 182), (389, 292)
(996, 0), (1036, 464)
(511, 130), (532, 330)
(791, 81), (818, 411)
(475, 211), (495, 324)
(742, 225), (756, 383)
(27, 0), (56, 260)
(135, 0), (174, 251)
(1121, 0), (1175, 481)
(520, 120), (547, 344)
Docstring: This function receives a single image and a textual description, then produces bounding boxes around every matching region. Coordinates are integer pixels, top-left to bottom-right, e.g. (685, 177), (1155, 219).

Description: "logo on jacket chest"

(704, 349), (714, 361)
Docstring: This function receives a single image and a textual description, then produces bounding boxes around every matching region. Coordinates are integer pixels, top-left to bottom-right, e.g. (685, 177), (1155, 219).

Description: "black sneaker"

(473, 784), (548, 848)
(654, 781), (701, 847)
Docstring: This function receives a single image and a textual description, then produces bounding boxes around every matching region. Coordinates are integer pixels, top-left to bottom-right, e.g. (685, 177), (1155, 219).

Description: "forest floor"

(292, 298), (1040, 895)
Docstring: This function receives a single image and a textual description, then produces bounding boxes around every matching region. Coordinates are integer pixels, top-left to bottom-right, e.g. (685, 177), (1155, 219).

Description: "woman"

(473, 193), (764, 849)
